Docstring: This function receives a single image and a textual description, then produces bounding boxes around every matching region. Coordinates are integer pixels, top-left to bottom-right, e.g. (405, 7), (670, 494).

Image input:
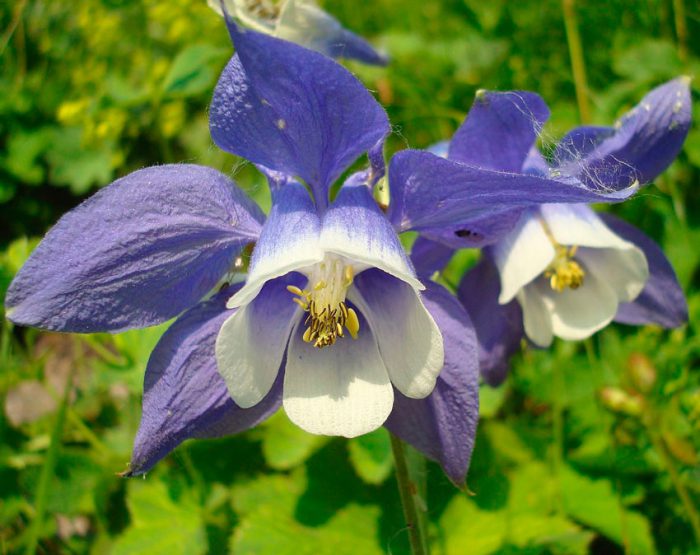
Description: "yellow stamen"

(287, 285), (304, 296)
(538, 217), (585, 292)
(303, 327), (314, 343)
(286, 257), (360, 348)
(544, 245), (585, 292)
(344, 266), (354, 287)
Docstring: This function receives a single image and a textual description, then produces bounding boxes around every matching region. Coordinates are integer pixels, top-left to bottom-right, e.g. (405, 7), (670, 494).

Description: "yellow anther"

(345, 307), (360, 339)
(544, 245), (585, 292)
(287, 257), (359, 348)
(303, 327), (314, 343)
(287, 285), (304, 296)
(344, 266), (354, 287)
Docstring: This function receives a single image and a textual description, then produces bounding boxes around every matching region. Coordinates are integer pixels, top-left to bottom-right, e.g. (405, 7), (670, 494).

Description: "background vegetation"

(1, 0), (699, 553)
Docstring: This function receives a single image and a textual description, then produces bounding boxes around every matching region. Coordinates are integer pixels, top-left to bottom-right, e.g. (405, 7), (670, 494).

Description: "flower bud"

(627, 353), (657, 394)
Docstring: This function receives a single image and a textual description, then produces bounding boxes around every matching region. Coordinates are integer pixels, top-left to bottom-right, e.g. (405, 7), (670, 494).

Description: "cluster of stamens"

(537, 216), (586, 293)
(244, 0), (280, 19)
(544, 244), (585, 292)
(286, 261), (360, 348)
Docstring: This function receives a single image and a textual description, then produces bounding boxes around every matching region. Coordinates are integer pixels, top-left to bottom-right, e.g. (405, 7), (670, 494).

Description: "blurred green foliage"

(1, 0), (700, 553)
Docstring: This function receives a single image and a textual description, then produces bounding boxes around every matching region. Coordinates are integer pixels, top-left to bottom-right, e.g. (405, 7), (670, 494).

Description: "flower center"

(287, 257), (360, 348)
(538, 216), (586, 292)
(243, 0), (280, 20)
(544, 245), (585, 292)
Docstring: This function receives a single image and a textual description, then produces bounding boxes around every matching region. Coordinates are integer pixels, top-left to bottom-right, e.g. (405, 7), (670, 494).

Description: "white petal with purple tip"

(216, 280), (300, 408)
(321, 181), (423, 292)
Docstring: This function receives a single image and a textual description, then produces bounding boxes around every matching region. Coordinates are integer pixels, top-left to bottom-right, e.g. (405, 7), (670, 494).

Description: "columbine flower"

(390, 79), (691, 384)
(5, 23), (478, 484)
(208, 0), (387, 65)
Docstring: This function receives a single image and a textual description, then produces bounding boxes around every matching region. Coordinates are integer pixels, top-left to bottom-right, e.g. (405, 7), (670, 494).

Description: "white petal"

(492, 210), (555, 304)
(227, 182), (323, 309)
(540, 204), (630, 250)
(538, 271), (618, 340)
(216, 281), (299, 408)
(349, 272), (443, 399)
(208, 0), (276, 33)
(517, 284), (553, 347)
(275, 0), (334, 45)
(577, 246), (649, 303)
(283, 318), (393, 437)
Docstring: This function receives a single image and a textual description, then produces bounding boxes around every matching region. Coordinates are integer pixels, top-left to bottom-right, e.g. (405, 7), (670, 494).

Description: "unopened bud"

(599, 387), (644, 417)
(627, 353), (657, 394)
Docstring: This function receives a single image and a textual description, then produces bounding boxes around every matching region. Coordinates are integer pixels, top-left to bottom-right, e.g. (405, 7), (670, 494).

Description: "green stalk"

(562, 0), (591, 124)
(389, 433), (430, 555)
(24, 365), (74, 555)
(672, 0), (688, 64)
(646, 421), (700, 545)
(550, 362), (565, 514)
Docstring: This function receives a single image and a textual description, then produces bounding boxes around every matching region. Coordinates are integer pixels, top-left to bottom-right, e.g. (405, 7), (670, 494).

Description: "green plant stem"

(672, 0), (688, 64)
(550, 363), (565, 514)
(562, 0), (591, 124)
(82, 335), (129, 368)
(0, 0), (28, 56)
(389, 433), (430, 555)
(24, 365), (75, 555)
(647, 425), (700, 545)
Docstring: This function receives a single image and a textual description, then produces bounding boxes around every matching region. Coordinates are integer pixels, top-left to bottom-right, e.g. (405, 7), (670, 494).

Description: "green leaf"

(560, 465), (656, 554)
(3, 128), (55, 185)
(613, 39), (682, 83)
(261, 412), (327, 470)
(46, 128), (114, 194)
(161, 44), (228, 97)
(347, 428), (393, 485)
(112, 479), (206, 555)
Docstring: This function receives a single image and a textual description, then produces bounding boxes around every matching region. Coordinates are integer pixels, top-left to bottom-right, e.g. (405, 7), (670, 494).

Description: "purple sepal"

(127, 286), (282, 476)
(384, 282), (479, 486)
(553, 126), (614, 164)
(6, 165), (263, 333)
(600, 214), (688, 328)
(209, 23), (389, 206)
(416, 210), (524, 249)
(387, 150), (634, 237)
(558, 78), (691, 190)
(410, 237), (454, 279)
(458, 255), (523, 386)
(449, 91), (549, 172)
(322, 26), (388, 66)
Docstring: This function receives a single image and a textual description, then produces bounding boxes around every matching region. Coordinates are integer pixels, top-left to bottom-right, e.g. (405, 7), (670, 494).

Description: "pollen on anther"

(345, 308), (360, 339)
(287, 285), (304, 296)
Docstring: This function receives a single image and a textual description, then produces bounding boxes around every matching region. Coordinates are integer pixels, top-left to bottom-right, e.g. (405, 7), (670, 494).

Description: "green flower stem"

(550, 363), (566, 514)
(24, 364), (75, 555)
(562, 0), (591, 124)
(672, 0), (688, 64)
(389, 433), (430, 555)
(646, 419), (700, 545)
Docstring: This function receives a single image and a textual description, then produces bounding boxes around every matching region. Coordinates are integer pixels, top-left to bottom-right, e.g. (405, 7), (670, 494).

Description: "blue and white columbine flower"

(208, 0), (387, 65)
(4, 23), (481, 484)
(390, 80), (691, 384)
